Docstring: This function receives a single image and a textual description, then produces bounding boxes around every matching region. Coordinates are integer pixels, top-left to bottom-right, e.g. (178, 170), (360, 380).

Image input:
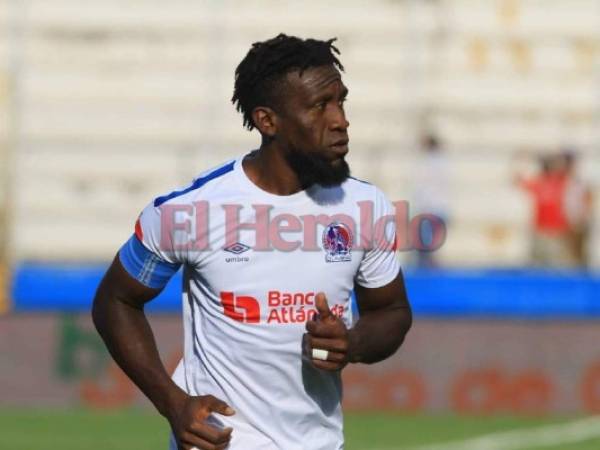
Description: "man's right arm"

(92, 254), (235, 450)
(92, 254), (185, 416)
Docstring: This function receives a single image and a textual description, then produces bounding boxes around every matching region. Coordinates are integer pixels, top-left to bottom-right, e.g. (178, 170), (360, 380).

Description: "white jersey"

(121, 153), (400, 450)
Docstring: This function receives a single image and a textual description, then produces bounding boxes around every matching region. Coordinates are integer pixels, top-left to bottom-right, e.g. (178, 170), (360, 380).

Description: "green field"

(2, 409), (600, 450)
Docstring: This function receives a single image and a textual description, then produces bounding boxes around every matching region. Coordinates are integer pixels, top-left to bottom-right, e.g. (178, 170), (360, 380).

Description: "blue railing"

(10, 263), (600, 318)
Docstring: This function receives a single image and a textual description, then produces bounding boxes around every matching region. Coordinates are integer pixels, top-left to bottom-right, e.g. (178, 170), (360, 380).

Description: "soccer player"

(92, 34), (412, 450)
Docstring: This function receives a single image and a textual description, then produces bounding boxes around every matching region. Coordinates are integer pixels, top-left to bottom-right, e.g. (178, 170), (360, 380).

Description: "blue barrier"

(407, 269), (600, 318)
(10, 263), (600, 318)
(11, 263), (180, 313)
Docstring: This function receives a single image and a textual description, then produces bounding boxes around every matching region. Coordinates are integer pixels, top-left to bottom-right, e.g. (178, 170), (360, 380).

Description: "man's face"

(274, 65), (350, 187)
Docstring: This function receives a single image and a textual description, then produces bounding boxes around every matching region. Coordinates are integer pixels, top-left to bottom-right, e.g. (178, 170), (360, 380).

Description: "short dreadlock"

(231, 33), (344, 131)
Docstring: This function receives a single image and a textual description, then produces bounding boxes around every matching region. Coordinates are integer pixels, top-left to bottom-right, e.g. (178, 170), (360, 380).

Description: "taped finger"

(312, 348), (329, 361)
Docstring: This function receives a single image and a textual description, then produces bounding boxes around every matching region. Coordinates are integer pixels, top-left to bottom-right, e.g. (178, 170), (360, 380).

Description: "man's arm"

(304, 272), (411, 371)
(92, 255), (234, 450)
(92, 255), (180, 415)
(348, 272), (412, 364)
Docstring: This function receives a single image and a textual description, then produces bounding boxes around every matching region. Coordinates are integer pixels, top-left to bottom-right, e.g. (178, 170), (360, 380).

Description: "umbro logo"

(224, 242), (250, 254)
(224, 242), (250, 263)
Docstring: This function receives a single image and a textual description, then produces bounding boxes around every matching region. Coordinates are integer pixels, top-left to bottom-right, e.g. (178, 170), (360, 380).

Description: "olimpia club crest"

(322, 222), (353, 263)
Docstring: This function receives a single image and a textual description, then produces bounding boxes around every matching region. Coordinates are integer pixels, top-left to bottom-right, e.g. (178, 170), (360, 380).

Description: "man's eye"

(315, 102), (326, 110)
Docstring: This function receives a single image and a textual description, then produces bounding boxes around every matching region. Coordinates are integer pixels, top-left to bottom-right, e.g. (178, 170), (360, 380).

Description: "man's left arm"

(348, 272), (411, 364)
(304, 272), (411, 371)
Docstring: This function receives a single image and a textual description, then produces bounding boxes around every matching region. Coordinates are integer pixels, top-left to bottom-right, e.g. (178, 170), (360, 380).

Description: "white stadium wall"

(0, 0), (598, 266)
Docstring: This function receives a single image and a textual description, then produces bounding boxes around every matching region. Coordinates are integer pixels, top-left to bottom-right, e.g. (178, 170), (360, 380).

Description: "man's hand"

(303, 292), (350, 371)
(168, 393), (236, 450)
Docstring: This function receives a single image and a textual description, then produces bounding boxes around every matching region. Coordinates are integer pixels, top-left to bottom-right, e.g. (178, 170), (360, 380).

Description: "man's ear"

(252, 106), (278, 138)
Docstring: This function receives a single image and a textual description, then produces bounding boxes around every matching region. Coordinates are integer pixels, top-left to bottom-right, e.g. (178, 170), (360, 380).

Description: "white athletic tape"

(312, 348), (329, 361)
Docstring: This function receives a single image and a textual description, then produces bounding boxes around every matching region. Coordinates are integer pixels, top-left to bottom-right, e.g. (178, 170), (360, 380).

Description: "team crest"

(322, 222), (353, 263)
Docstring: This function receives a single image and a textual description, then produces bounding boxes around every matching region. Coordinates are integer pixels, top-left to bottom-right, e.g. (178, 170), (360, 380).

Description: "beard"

(285, 150), (350, 188)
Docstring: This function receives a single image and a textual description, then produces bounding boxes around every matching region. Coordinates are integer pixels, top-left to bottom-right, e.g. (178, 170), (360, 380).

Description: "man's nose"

(330, 107), (349, 131)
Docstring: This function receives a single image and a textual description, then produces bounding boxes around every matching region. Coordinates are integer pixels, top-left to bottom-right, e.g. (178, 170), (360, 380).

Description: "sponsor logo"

(219, 292), (260, 324)
(224, 242), (250, 254)
(225, 256), (250, 263)
(322, 222), (353, 262)
(224, 242), (250, 263)
(219, 290), (345, 325)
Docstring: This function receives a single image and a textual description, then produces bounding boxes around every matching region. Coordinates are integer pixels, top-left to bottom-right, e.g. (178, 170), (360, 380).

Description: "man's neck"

(243, 143), (305, 196)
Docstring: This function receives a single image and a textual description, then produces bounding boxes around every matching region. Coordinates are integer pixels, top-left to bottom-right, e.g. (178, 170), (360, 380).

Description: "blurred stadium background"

(1, 0), (599, 449)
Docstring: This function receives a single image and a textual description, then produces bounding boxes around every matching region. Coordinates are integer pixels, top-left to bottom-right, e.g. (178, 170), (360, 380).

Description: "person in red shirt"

(516, 154), (576, 267)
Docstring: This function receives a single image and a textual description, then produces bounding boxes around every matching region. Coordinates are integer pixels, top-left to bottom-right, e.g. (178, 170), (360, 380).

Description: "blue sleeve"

(118, 234), (181, 289)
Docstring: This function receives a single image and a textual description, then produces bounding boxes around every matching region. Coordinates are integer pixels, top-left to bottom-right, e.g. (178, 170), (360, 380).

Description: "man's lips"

(331, 138), (349, 146)
(330, 139), (349, 156)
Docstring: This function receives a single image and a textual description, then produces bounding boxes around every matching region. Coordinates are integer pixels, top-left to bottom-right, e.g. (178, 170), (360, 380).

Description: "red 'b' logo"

(220, 292), (260, 324)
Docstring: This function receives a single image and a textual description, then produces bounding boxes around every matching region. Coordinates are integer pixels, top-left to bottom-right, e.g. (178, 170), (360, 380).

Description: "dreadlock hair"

(231, 33), (344, 131)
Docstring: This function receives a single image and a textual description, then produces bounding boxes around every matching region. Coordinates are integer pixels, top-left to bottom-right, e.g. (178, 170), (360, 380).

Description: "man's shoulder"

(153, 159), (238, 208)
(307, 176), (391, 210)
(347, 175), (373, 186)
(341, 177), (397, 215)
(342, 175), (390, 201)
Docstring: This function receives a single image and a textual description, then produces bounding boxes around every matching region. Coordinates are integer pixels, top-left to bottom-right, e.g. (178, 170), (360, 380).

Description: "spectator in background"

(515, 154), (575, 268)
(561, 150), (593, 268)
(411, 132), (450, 268)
